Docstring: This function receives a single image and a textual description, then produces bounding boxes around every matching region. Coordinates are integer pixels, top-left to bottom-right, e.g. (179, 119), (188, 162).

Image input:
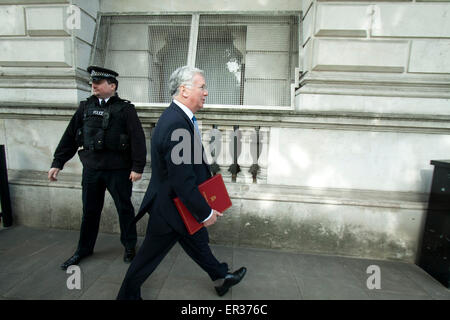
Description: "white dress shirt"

(98, 97), (111, 105)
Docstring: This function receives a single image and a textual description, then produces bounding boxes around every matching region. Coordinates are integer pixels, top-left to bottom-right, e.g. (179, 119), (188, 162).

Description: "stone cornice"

(0, 67), (91, 91)
(1, 102), (450, 134)
(299, 71), (450, 99)
(8, 169), (427, 210)
(0, 67), (90, 81)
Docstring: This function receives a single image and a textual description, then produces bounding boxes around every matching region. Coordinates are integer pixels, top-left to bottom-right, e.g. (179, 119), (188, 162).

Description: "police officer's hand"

(48, 168), (60, 181)
(203, 210), (223, 227)
(129, 171), (142, 182)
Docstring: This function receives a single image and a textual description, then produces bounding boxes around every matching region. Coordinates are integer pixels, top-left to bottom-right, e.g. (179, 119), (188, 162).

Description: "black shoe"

(215, 267), (247, 297)
(60, 252), (91, 270)
(124, 247), (136, 263)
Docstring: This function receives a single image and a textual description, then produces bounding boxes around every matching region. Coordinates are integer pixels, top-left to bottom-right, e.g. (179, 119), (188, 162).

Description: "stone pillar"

(257, 127), (270, 184)
(200, 123), (214, 165)
(237, 127), (256, 184)
(143, 122), (154, 172)
(216, 125), (233, 182)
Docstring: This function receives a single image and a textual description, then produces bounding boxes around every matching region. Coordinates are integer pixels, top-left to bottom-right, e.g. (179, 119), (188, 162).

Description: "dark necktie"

(192, 116), (201, 139)
(100, 99), (106, 108)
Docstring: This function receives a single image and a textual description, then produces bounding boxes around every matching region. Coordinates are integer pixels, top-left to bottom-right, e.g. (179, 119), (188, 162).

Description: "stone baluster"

(200, 123), (213, 165)
(136, 123), (154, 189)
(237, 126), (256, 184)
(216, 125), (233, 182)
(257, 127), (269, 184)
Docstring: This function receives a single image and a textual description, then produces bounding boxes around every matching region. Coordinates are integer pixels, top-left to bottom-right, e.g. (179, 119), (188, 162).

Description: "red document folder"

(173, 174), (232, 235)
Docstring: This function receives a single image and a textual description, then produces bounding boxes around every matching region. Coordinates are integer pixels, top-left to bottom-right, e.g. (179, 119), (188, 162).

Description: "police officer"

(48, 66), (147, 270)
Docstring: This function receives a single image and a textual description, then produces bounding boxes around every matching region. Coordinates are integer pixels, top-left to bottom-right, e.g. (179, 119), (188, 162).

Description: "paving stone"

(1, 226), (448, 300)
(338, 256), (430, 297)
(233, 247), (295, 278)
(232, 272), (301, 300)
(296, 274), (371, 300)
(157, 277), (222, 300)
(290, 253), (361, 283)
(79, 281), (121, 300)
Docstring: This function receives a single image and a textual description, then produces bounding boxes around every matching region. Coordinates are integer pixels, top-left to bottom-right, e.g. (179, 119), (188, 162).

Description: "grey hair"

(168, 66), (204, 97)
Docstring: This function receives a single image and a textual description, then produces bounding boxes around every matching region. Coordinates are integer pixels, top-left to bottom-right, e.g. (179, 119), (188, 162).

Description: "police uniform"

(51, 66), (146, 269)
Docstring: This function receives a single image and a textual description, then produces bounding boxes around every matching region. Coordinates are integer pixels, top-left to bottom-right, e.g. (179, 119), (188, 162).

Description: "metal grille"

(195, 25), (246, 105)
(92, 15), (191, 103)
(91, 14), (299, 106)
(149, 25), (190, 103)
(90, 16), (111, 67)
(197, 15), (298, 106)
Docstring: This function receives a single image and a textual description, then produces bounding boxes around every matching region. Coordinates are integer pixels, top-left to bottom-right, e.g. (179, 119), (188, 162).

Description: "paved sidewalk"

(0, 226), (448, 300)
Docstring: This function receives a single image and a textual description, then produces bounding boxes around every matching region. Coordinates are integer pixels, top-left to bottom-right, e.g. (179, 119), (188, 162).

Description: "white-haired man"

(117, 66), (246, 300)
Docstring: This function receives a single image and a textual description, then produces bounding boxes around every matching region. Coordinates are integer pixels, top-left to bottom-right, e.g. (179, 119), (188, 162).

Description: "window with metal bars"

(90, 14), (299, 107)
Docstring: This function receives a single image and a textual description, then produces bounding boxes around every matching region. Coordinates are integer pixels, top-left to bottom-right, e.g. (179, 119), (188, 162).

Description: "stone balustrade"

(142, 120), (270, 184)
(202, 124), (270, 184)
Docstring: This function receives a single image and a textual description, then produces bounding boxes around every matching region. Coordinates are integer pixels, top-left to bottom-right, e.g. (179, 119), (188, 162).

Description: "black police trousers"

(76, 167), (137, 256)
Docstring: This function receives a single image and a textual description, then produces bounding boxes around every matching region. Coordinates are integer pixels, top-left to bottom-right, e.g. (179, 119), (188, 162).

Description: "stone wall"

(277, 0), (450, 261)
(99, 0), (302, 12)
(0, 0), (99, 106)
(1, 0), (449, 263)
(299, 1), (450, 115)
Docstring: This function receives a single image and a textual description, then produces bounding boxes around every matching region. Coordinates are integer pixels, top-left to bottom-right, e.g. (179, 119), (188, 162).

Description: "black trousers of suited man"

(77, 167), (137, 256)
(116, 221), (228, 300)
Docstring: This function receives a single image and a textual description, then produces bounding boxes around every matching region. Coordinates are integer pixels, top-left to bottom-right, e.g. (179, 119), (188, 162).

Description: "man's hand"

(203, 210), (223, 227)
(48, 168), (60, 181)
(129, 171), (142, 182)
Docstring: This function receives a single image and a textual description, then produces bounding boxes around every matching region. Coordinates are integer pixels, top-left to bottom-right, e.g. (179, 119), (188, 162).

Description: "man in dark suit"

(117, 66), (246, 300)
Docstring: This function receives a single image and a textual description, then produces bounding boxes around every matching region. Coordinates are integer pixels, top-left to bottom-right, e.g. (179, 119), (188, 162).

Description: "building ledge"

(8, 169), (428, 210)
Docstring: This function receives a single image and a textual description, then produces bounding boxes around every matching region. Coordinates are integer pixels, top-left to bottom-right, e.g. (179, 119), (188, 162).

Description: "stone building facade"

(1, 0), (449, 262)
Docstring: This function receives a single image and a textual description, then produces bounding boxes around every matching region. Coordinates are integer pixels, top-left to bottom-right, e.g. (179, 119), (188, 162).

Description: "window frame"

(90, 11), (301, 110)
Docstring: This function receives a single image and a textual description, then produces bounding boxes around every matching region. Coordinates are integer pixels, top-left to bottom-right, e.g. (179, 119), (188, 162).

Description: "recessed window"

(91, 14), (299, 107)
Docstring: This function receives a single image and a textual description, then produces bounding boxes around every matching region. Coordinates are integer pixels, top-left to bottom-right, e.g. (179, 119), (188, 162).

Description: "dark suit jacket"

(135, 102), (212, 235)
